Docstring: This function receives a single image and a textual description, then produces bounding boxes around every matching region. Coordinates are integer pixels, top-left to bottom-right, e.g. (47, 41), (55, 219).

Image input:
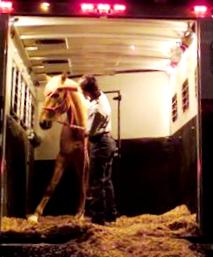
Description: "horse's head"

(39, 74), (78, 130)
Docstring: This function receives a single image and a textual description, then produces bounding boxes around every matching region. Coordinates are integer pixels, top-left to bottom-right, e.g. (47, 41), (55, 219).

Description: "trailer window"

(172, 94), (178, 122)
(10, 64), (21, 118)
(10, 61), (35, 130)
(182, 79), (189, 112)
(29, 94), (35, 129)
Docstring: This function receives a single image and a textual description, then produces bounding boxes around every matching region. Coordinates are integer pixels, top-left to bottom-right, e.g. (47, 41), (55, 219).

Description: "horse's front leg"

(74, 141), (89, 220)
(28, 153), (67, 223)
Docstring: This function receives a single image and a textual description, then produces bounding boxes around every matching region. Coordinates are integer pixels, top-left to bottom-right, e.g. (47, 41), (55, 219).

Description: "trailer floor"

(0, 205), (206, 257)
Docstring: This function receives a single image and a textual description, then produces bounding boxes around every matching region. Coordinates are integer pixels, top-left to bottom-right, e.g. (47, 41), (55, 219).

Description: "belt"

(89, 132), (110, 142)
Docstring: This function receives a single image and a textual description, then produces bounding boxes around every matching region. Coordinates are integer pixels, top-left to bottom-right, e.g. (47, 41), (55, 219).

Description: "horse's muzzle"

(39, 120), (52, 130)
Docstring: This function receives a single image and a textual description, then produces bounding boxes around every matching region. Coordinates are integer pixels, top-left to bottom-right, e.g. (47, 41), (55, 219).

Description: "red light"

(97, 3), (110, 13)
(81, 3), (95, 13)
(0, 0), (13, 13)
(113, 4), (126, 12)
(80, 2), (126, 15)
(193, 5), (208, 17)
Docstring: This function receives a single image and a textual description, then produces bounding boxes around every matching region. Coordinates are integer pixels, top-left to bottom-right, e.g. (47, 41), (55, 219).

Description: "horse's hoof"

(75, 213), (84, 221)
(27, 214), (39, 224)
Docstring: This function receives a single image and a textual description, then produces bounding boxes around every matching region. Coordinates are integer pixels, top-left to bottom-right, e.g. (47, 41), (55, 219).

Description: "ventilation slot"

(46, 71), (64, 76)
(43, 59), (69, 64)
(36, 39), (65, 45)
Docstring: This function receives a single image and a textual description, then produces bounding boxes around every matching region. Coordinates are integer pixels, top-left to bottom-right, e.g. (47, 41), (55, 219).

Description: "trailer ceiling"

(11, 16), (193, 86)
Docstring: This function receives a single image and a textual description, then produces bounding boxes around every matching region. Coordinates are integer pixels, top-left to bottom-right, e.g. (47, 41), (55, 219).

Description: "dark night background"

(9, 0), (213, 17)
(10, 0), (213, 5)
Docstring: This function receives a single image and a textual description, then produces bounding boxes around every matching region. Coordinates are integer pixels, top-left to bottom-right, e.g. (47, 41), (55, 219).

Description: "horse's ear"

(61, 73), (67, 83)
(45, 75), (51, 82)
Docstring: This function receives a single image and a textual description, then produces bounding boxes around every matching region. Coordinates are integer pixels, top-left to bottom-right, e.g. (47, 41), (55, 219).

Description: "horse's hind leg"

(28, 153), (66, 223)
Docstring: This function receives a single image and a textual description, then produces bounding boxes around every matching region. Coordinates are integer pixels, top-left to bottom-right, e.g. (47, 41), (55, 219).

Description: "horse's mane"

(44, 75), (80, 96)
(44, 75), (88, 128)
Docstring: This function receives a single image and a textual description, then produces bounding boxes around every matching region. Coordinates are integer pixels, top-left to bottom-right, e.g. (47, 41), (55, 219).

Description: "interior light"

(130, 45), (135, 51)
(40, 2), (50, 12)
(81, 3), (95, 13)
(25, 46), (38, 51)
(193, 5), (208, 17)
(0, 1), (13, 13)
(32, 65), (45, 69)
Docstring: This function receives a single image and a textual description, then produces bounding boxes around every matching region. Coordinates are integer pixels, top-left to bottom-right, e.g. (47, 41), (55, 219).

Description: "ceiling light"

(130, 45), (136, 51)
(40, 2), (50, 12)
(32, 65), (45, 69)
(25, 46), (38, 51)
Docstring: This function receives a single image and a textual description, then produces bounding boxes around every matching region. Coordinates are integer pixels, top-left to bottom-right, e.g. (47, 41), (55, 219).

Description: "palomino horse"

(28, 74), (89, 223)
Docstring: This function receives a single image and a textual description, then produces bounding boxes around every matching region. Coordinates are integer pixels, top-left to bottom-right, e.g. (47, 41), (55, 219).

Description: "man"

(79, 74), (117, 225)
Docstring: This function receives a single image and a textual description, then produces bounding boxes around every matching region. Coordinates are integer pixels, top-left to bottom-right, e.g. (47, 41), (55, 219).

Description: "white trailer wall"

(169, 37), (198, 134)
(96, 72), (171, 139)
(35, 72), (171, 160)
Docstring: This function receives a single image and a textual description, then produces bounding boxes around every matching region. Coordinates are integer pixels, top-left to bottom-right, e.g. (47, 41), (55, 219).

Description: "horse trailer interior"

(12, 0), (213, 246)
(0, 14), (199, 222)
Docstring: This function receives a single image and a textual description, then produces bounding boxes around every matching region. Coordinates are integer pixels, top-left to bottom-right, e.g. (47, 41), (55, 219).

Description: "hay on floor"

(0, 205), (204, 257)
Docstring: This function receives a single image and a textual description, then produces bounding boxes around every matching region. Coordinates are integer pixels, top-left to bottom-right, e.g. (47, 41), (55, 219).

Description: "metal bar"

(197, 19), (213, 236)
(104, 90), (121, 156)
(0, 14), (9, 231)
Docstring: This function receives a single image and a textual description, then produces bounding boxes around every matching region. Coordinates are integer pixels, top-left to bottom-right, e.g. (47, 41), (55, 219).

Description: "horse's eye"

(51, 93), (60, 99)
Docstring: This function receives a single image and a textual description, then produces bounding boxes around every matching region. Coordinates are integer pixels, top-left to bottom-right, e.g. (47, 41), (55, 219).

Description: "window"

(172, 94), (178, 122)
(10, 65), (21, 119)
(182, 79), (189, 112)
(21, 83), (28, 128)
(27, 93), (35, 129)
(10, 61), (35, 130)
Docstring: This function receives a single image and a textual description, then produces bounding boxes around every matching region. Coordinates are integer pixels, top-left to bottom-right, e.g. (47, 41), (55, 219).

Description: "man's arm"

(89, 112), (107, 137)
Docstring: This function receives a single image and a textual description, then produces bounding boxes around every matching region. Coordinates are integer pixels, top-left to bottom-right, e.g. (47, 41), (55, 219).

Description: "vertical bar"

(104, 90), (121, 153)
(0, 14), (9, 231)
(198, 19), (213, 236)
(116, 91), (121, 156)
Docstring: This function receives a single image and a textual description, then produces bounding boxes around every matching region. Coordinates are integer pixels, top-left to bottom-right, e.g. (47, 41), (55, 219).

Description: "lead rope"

(68, 101), (88, 218)
(56, 105), (88, 218)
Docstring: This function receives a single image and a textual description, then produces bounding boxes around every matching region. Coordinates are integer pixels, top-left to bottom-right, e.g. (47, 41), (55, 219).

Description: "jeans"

(86, 133), (117, 223)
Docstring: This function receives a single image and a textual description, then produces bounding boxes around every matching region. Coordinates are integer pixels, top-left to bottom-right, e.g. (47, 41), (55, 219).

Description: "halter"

(43, 89), (85, 131)
(43, 90), (68, 114)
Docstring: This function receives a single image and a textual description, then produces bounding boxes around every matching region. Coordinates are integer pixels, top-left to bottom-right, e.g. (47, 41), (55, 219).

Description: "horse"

(28, 74), (89, 223)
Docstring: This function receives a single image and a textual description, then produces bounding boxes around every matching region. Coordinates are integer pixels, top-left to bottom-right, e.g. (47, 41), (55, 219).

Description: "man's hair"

(80, 74), (101, 99)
